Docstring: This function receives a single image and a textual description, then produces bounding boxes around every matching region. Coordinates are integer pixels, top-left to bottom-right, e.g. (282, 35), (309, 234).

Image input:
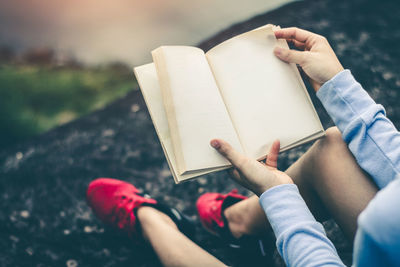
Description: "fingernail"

(274, 47), (282, 55)
(210, 140), (220, 149)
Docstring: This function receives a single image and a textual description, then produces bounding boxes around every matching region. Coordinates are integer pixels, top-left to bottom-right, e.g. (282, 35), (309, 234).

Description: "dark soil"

(1, 0), (399, 266)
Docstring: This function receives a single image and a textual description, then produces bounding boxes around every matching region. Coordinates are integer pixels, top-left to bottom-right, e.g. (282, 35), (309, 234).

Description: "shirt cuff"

(259, 184), (317, 238)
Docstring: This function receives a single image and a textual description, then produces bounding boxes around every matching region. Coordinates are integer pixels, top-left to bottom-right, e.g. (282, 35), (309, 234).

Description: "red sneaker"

(196, 190), (274, 259)
(196, 189), (247, 236)
(86, 178), (157, 238)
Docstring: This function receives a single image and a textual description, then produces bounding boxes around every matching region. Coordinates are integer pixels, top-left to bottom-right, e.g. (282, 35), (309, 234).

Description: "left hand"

(273, 27), (344, 92)
(210, 139), (293, 196)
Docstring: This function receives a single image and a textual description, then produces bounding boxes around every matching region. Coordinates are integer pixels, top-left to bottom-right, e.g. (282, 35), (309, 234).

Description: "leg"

(138, 206), (226, 267)
(86, 178), (226, 267)
(225, 127), (378, 241)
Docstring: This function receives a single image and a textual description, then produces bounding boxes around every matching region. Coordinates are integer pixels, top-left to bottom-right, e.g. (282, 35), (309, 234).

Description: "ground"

(1, 0), (399, 266)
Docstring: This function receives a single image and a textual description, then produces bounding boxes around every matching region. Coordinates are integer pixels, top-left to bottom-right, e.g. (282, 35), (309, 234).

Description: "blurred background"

(1, 1), (399, 266)
(0, 0), (294, 148)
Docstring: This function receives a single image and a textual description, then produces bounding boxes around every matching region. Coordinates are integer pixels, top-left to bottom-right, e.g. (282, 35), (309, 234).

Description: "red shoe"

(86, 178), (157, 238)
(87, 178), (195, 240)
(196, 189), (247, 236)
(196, 189), (274, 259)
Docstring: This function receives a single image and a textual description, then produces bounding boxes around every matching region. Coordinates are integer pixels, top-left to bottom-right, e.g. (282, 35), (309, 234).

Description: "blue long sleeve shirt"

(259, 70), (400, 266)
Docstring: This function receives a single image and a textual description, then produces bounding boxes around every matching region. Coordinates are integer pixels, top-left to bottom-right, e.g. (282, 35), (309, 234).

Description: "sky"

(0, 0), (295, 65)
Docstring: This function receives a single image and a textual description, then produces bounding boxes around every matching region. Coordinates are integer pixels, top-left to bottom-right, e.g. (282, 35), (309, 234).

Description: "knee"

(323, 127), (344, 147)
(312, 126), (348, 165)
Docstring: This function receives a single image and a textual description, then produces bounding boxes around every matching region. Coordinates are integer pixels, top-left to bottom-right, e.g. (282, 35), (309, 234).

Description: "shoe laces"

(110, 194), (137, 231)
(215, 189), (238, 201)
(220, 189), (238, 199)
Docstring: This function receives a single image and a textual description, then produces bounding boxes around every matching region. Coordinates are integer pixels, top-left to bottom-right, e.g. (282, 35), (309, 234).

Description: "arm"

(260, 184), (345, 267)
(316, 70), (400, 188)
(210, 139), (345, 266)
(274, 27), (400, 188)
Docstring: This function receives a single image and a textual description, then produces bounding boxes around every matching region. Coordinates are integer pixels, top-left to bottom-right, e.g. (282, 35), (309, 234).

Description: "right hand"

(273, 27), (344, 92)
(210, 139), (293, 196)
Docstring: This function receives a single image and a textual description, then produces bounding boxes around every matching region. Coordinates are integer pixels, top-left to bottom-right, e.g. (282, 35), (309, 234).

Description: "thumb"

(274, 46), (306, 65)
(210, 139), (247, 169)
(266, 140), (280, 168)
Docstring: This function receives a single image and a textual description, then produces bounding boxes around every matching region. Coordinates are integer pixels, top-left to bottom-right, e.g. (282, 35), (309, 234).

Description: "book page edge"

(152, 47), (188, 175)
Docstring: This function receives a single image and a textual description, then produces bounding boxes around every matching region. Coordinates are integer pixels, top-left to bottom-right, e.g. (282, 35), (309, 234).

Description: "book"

(134, 25), (325, 183)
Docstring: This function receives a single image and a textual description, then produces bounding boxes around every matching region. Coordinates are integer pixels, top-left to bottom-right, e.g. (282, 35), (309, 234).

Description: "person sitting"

(86, 27), (400, 266)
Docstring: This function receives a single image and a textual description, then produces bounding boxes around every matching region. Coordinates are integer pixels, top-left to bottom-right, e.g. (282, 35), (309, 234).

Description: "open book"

(134, 25), (325, 183)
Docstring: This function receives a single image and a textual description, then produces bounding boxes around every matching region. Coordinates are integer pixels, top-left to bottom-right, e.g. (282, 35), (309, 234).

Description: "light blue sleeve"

(316, 70), (400, 189)
(259, 184), (345, 267)
(257, 71), (400, 266)
(353, 177), (400, 266)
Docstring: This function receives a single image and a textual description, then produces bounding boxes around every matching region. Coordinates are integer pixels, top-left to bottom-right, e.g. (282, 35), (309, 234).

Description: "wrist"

(315, 65), (345, 92)
(325, 56), (344, 82)
(329, 65), (344, 82)
(256, 179), (294, 197)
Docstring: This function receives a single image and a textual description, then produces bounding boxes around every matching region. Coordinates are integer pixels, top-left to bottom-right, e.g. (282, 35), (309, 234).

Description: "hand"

(273, 27), (344, 92)
(210, 139), (293, 196)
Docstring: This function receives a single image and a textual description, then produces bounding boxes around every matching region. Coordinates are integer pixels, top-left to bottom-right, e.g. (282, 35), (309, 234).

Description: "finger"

(266, 140), (280, 168)
(274, 47), (307, 65)
(229, 168), (241, 180)
(309, 78), (322, 92)
(275, 27), (322, 51)
(210, 139), (248, 169)
(288, 39), (306, 50)
(274, 27), (315, 43)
